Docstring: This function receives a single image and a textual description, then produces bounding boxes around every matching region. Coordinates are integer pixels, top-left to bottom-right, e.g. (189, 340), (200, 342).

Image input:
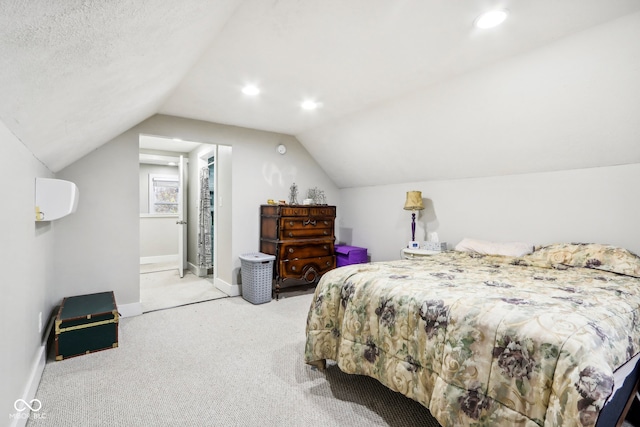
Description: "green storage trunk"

(54, 291), (119, 361)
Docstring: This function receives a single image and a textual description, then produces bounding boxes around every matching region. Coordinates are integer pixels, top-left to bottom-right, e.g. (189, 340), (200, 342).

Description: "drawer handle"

(289, 232), (293, 237)
(326, 261), (330, 266)
(323, 245), (328, 250)
(292, 266), (297, 271)
(323, 231), (328, 235)
(324, 221), (329, 225)
(289, 221), (294, 226)
(303, 219), (317, 226)
(288, 248), (294, 254)
(304, 268), (318, 282)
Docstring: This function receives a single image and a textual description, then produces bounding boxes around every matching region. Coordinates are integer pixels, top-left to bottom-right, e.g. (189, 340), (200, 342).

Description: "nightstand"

(401, 248), (441, 260)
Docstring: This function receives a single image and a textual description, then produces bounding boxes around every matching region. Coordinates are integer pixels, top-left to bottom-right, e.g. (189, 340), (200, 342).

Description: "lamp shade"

(403, 191), (424, 211)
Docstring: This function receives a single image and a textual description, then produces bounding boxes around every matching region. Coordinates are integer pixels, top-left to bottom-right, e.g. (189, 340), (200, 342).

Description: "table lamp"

(403, 191), (424, 248)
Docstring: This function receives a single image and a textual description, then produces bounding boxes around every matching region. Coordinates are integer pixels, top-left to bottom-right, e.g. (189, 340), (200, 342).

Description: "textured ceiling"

(0, 0), (242, 172)
(1, 0), (639, 186)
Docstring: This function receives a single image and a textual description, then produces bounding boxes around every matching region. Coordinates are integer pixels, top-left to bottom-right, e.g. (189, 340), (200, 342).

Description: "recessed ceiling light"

(474, 10), (508, 29)
(242, 85), (260, 95)
(301, 100), (320, 110)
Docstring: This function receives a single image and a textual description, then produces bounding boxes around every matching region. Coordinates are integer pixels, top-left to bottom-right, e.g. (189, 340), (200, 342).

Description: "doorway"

(138, 135), (227, 312)
(207, 155), (215, 269)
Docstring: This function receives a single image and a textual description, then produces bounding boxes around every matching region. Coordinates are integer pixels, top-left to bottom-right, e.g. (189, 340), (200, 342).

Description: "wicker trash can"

(239, 252), (276, 304)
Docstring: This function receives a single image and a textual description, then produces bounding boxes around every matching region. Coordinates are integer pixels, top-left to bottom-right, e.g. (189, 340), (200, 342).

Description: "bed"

(304, 243), (640, 426)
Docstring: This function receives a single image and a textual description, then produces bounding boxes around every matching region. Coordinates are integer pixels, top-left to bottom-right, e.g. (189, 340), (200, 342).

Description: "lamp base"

(408, 241), (420, 249)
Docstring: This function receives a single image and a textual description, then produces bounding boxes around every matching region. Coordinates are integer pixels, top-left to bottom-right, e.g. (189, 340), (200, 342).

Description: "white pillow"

(455, 238), (534, 257)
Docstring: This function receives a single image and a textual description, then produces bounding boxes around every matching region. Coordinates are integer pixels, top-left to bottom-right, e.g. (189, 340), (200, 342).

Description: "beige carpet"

(26, 291), (640, 426)
(29, 293), (441, 427)
(140, 267), (228, 312)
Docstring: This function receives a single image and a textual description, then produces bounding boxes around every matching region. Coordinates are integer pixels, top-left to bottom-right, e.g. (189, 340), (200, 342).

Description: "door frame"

(177, 154), (187, 278)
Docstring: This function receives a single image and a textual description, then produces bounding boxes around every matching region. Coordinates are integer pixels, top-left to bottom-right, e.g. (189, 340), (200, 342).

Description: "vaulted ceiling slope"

(0, 0), (243, 172)
(1, 1), (640, 187)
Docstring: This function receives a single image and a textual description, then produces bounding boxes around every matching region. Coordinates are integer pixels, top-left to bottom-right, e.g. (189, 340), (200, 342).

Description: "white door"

(177, 155), (188, 278)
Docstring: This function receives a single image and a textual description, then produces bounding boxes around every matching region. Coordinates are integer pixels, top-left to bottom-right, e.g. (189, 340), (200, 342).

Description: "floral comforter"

(305, 245), (640, 427)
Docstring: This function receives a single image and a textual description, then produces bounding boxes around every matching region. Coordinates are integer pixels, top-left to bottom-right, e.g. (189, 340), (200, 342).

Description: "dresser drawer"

(280, 228), (334, 239)
(280, 218), (334, 238)
(280, 256), (335, 283)
(279, 207), (309, 217)
(261, 205), (335, 218)
(309, 206), (336, 217)
(280, 217), (333, 230)
(279, 242), (334, 259)
(262, 205), (310, 217)
(280, 206), (335, 217)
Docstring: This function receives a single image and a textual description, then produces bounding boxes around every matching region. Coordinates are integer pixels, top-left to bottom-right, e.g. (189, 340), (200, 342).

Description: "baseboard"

(188, 262), (209, 277)
(118, 302), (142, 317)
(8, 345), (46, 427)
(215, 277), (240, 297)
(140, 254), (178, 265)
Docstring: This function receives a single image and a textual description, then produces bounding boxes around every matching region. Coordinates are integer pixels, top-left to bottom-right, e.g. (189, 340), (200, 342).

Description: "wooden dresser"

(259, 205), (336, 298)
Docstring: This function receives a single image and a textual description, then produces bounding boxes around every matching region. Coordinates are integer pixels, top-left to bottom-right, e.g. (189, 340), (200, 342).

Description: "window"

(149, 175), (179, 214)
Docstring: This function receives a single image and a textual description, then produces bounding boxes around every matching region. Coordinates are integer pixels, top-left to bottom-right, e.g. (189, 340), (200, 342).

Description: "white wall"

(139, 217), (178, 260)
(339, 164), (640, 262)
(54, 131), (140, 309)
(53, 114), (339, 306)
(0, 120), (54, 423)
(216, 145), (233, 288)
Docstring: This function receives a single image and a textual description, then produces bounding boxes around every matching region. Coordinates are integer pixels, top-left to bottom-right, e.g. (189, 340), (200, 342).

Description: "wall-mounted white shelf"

(35, 178), (79, 221)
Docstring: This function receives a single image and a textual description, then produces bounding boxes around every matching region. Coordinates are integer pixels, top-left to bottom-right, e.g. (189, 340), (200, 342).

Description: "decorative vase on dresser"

(259, 205), (336, 299)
